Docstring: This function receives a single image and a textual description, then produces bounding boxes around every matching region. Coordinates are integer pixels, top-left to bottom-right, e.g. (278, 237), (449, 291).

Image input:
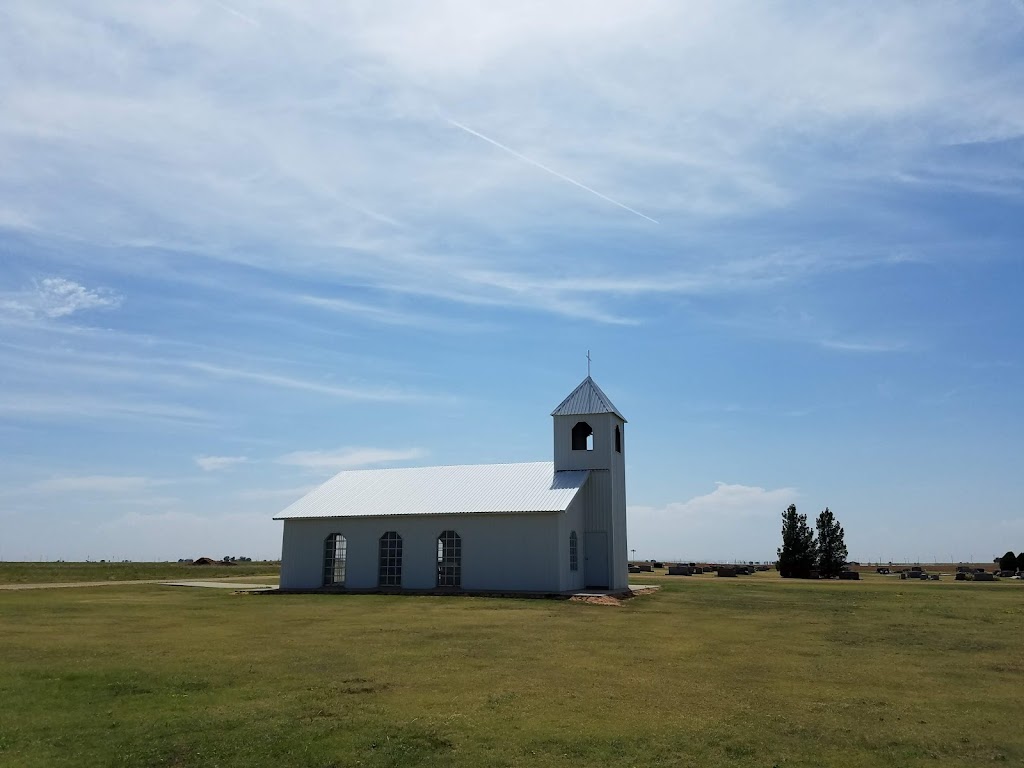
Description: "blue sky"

(1, 1), (1022, 563)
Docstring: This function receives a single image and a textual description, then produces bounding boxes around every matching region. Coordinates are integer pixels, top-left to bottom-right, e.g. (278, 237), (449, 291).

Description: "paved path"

(0, 579), (171, 591)
(161, 581), (276, 590)
(0, 577), (277, 591)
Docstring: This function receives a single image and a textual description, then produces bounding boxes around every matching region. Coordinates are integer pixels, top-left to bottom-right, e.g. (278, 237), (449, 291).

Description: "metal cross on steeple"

(587, 350), (592, 377)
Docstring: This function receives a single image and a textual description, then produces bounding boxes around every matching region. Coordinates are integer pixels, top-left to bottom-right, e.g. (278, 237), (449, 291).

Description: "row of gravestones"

(629, 561), (714, 574)
(876, 566), (942, 581)
(955, 565), (1024, 581)
(628, 562), (671, 573)
(629, 563), (718, 575)
(664, 564), (767, 577)
(628, 563), (655, 573)
(881, 565), (1024, 582)
(783, 569), (861, 580)
(666, 564), (714, 575)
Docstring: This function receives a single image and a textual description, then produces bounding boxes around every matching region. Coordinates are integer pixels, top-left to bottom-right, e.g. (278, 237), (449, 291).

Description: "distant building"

(275, 377), (629, 593)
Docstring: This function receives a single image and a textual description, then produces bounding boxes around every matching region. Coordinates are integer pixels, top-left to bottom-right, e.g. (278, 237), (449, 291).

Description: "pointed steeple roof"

(550, 376), (627, 422)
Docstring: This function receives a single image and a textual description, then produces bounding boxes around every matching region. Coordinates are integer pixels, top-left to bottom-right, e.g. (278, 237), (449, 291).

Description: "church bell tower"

(551, 376), (628, 589)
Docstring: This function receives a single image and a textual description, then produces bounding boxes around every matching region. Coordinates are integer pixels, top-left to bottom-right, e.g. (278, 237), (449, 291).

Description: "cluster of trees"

(997, 551), (1023, 571)
(777, 504), (848, 579)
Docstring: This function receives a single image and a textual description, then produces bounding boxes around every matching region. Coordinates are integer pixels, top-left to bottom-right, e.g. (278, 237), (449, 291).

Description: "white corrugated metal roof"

(550, 376), (626, 421)
(274, 461), (589, 519)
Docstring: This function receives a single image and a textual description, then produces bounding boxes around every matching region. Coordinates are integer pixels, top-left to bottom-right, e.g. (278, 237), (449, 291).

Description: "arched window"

(378, 531), (403, 587)
(323, 533), (346, 586)
(615, 425), (622, 453)
(569, 531), (578, 572)
(437, 530), (462, 588)
(572, 421), (593, 451)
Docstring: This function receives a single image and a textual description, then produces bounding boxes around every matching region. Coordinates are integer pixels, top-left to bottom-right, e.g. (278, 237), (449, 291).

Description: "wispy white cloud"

(276, 447), (424, 471)
(689, 297), (917, 354)
(0, 333), (447, 441)
(297, 294), (463, 330)
(0, 336), (430, 401)
(820, 338), (907, 353)
(234, 484), (316, 501)
(0, 207), (35, 231)
(628, 483), (799, 561)
(195, 455), (248, 472)
(186, 362), (432, 402)
(0, 278), (122, 320)
(631, 482), (798, 522)
(211, 0), (259, 27)
(31, 475), (153, 493)
(0, 393), (210, 425)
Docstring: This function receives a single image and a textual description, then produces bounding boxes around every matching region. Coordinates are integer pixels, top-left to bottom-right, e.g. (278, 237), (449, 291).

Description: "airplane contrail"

(212, 0), (260, 26)
(446, 119), (658, 224)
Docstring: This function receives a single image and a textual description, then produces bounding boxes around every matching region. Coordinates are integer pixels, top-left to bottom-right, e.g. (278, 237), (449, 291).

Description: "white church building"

(275, 376), (629, 593)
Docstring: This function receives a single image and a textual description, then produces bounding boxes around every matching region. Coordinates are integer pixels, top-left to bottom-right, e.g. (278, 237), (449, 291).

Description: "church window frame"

(323, 533), (347, 587)
(378, 531), (403, 587)
(615, 425), (622, 453)
(571, 421), (594, 451)
(436, 530), (462, 588)
(569, 531), (578, 572)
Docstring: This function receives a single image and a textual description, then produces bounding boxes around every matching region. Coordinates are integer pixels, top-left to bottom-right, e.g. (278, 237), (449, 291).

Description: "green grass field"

(0, 561), (280, 585)
(1, 570), (1022, 767)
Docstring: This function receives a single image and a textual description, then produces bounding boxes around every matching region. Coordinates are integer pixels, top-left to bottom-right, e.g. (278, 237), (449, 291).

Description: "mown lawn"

(0, 573), (1021, 767)
(0, 561), (280, 585)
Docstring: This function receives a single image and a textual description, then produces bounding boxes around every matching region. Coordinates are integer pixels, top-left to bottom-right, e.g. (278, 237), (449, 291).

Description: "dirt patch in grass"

(627, 585), (660, 596)
(568, 594), (623, 606)
(570, 586), (659, 606)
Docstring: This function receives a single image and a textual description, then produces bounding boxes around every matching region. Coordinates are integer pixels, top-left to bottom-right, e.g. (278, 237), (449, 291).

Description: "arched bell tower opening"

(571, 421), (593, 451)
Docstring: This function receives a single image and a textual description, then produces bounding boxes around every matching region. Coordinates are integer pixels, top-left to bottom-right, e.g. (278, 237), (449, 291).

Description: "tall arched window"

(569, 531), (578, 572)
(378, 531), (403, 587)
(572, 421), (593, 451)
(615, 425), (622, 453)
(437, 530), (462, 588)
(323, 533), (346, 587)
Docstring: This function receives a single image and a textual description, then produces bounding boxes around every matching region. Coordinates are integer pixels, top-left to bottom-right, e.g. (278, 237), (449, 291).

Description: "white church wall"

(279, 520), (317, 589)
(558, 493), (587, 592)
(279, 512), (563, 591)
(577, 470), (612, 533)
(610, 470), (629, 590)
(458, 513), (560, 591)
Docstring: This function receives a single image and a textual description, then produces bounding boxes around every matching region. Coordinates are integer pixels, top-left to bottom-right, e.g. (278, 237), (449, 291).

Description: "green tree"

(777, 504), (818, 578)
(815, 507), (848, 578)
(998, 551), (1018, 571)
